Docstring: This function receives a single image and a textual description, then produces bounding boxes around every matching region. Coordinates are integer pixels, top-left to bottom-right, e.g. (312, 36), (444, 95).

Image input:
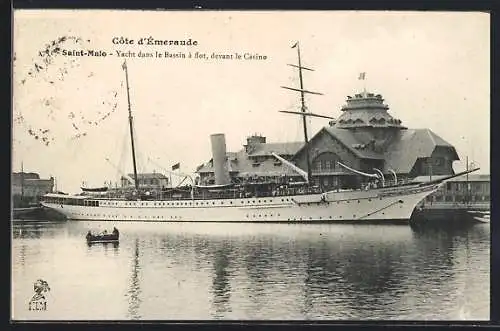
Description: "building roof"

(448, 173), (490, 182)
(383, 129), (459, 173)
(337, 91), (406, 129)
(323, 127), (385, 159)
(247, 142), (304, 157)
(412, 173), (490, 183)
(295, 127), (385, 160)
(197, 142), (305, 178)
(12, 172), (41, 180)
(122, 173), (168, 179)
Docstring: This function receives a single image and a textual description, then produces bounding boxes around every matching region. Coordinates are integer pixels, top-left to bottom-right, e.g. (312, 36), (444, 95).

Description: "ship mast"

(20, 161), (24, 201)
(123, 60), (139, 191)
(281, 42), (324, 183)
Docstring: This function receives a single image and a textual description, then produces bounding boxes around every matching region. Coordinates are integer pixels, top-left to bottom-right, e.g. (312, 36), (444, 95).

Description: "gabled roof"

(247, 142), (304, 157)
(294, 127), (385, 160)
(384, 129), (459, 173)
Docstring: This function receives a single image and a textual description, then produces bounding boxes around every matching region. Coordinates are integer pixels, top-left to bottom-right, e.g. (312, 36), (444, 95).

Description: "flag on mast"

(358, 72), (366, 80)
(122, 60), (127, 70)
(291, 41), (298, 48)
(172, 163), (180, 171)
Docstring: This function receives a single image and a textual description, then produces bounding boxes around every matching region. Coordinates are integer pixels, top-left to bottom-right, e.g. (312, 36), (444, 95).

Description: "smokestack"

(210, 133), (231, 186)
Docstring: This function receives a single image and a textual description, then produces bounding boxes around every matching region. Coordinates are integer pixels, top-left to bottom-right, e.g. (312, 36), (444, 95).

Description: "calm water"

(11, 220), (490, 320)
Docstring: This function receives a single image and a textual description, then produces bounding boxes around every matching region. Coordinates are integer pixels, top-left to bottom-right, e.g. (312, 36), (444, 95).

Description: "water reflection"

(12, 222), (66, 239)
(87, 241), (120, 250)
(126, 238), (142, 319)
(211, 242), (232, 317)
(11, 221), (490, 320)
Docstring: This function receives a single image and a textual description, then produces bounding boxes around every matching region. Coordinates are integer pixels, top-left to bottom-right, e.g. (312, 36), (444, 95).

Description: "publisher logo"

(28, 279), (50, 311)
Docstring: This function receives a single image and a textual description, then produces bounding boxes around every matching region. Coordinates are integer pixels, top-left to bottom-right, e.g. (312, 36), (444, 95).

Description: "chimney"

(210, 133), (231, 185)
(245, 134), (266, 153)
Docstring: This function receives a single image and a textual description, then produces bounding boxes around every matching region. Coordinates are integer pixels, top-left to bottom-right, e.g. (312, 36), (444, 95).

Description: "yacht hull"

(41, 184), (439, 223)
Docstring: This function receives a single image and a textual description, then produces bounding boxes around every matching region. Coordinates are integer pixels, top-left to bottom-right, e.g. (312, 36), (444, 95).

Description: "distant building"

(196, 90), (459, 190)
(120, 172), (169, 189)
(415, 174), (490, 206)
(12, 172), (54, 197)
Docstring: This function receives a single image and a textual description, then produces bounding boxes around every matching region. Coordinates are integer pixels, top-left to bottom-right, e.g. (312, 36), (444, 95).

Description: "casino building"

(196, 90), (459, 190)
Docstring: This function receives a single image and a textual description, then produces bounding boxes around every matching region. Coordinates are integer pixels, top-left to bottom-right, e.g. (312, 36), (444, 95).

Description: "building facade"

(120, 173), (169, 189)
(196, 90), (459, 190)
(420, 174), (490, 206)
(12, 172), (55, 207)
(12, 172), (55, 197)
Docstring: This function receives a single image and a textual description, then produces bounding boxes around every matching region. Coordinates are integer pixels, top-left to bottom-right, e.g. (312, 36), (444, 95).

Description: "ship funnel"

(210, 133), (231, 186)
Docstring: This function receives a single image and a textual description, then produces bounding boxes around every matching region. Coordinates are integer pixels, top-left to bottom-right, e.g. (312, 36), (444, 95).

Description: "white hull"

(41, 184), (439, 223)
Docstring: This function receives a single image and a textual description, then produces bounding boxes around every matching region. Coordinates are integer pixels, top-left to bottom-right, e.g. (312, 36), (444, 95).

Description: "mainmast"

(123, 60), (139, 191)
(281, 42), (325, 184)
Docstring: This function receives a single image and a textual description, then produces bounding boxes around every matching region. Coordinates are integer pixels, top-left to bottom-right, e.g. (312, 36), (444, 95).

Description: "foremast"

(281, 41), (327, 184)
(122, 60), (139, 191)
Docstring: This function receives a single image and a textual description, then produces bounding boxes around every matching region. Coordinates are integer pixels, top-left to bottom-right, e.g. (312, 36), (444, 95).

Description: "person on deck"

(112, 227), (119, 236)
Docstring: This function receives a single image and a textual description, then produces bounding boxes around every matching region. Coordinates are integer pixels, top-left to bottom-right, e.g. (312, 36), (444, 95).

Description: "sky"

(12, 10), (490, 193)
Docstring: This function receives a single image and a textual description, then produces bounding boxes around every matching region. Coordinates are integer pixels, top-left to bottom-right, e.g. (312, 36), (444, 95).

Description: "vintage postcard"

(12, 10), (489, 321)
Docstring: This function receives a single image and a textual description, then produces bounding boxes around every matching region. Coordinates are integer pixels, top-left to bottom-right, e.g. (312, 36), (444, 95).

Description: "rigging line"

(357, 200), (403, 220)
(117, 120), (130, 181)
